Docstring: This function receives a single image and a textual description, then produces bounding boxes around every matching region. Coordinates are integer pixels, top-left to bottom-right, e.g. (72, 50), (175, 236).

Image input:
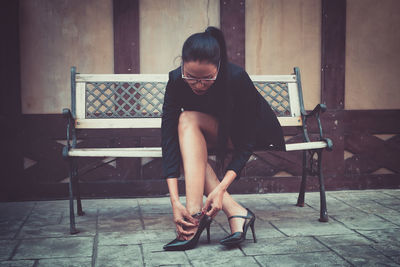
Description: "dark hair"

(182, 27), (231, 175)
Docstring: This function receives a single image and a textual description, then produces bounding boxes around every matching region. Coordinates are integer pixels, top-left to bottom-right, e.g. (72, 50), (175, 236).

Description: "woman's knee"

(178, 111), (200, 131)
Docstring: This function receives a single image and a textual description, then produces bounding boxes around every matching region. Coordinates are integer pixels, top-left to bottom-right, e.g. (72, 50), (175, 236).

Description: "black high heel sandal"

(220, 208), (257, 246)
(163, 213), (212, 251)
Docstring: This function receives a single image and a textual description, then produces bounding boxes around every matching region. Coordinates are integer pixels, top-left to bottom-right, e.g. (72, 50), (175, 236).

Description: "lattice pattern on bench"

(84, 81), (292, 119)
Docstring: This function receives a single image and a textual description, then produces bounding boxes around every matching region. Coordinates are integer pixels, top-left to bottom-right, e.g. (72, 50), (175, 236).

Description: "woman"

(161, 27), (285, 251)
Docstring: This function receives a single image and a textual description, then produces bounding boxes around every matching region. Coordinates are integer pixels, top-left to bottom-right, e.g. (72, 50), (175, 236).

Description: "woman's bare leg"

(178, 111), (209, 215)
(178, 111), (247, 234)
(204, 163), (248, 234)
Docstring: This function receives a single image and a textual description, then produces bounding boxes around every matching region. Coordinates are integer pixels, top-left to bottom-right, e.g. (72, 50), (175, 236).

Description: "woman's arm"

(203, 170), (237, 217)
(166, 177), (180, 205)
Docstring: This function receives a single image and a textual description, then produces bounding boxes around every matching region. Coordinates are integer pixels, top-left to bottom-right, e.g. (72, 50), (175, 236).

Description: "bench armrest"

(300, 104), (333, 151)
(302, 104), (327, 118)
(62, 108), (76, 158)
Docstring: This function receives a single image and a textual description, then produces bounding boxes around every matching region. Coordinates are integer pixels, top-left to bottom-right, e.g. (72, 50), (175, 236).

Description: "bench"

(62, 66), (333, 234)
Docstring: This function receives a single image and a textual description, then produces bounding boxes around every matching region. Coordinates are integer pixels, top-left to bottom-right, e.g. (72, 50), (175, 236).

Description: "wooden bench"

(62, 66), (333, 234)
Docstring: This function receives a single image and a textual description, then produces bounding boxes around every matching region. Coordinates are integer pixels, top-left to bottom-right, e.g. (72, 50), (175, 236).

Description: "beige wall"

(345, 0), (400, 110)
(139, 0), (220, 74)
(246, 0), (321, 110)
(20, 0), (114, 114)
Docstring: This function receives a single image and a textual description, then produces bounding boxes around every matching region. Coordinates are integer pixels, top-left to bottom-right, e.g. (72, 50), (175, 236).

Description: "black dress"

(161, 62), (285, 179)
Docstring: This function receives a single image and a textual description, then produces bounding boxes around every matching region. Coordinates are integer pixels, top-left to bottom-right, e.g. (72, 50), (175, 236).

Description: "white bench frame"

(63, 66), (333, 234)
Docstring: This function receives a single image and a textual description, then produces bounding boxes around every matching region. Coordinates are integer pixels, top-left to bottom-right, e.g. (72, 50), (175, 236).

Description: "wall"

(345, 0), (400, 110)
(139, 0), (220, 74)
(246, 0), (321, 110)
(19, 0), (114, 114)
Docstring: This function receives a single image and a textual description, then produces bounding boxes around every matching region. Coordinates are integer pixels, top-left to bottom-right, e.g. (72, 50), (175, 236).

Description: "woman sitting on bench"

(162, 26), (285, 251)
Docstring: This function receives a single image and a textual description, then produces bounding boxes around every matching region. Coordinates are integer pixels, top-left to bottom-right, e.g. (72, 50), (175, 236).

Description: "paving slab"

(0, 202), (34, 221)
(98, 229), (175, 246)
(254, 251), (351, 267)
(0, 220), (22, 240)
(1, 190), (400, 266)
(13, 237), (94, 260)
(191, 255), (260, 267)
(270, 218), (353, 237)
(315, 233), (374, 247)
(331, 245), (399, 266)
(141, 242), (190, 266)
(97, 217), (142, 233)
(241, 236), (328, 256)
(332, 213), (398, 230)
(0, 240), (18, 261)
(96, 244), (143, 267)
(0, 260), (35, 267)
(37, 257), (92, 267)
(357, 228), (400, 243)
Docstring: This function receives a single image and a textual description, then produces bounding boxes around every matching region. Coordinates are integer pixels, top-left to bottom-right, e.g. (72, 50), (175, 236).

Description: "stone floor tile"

(271, 218), (353, 236)
(332, 213), (398, 230)
(96, 244), (142, 267)
(376, 210), (400, 226)
(13, 237), (93, 259)
(98, 229), (175, 246)
(191, 256), (260, 267)
(390, 255), (400, 264)
(24, 212), (63, 226)
(256, 207), (318, 221)
(142, 242), (189, 266)
(315, 233), (373, 247)
(248, 218), (286, 239)
(97, 217), (142, 233)
(18, 222), (96, 239)
(141, 214), (175, 230)
(0, 202), (34, 221)
(371, 242), (400, 257)
(357, 228), (400, 243)
(37, 257), (92, 267)
(381, 190), (400, 198)
(185, 242), (243, 262)
(0, 220), (23, 239)
(241, 236), (328, 256)
(254, 251), (351, 267)
(331, 245), (399, 266)
(0, 260), (35, 267)
(0, 240), (18, 260)
(373, 198), (400, 212)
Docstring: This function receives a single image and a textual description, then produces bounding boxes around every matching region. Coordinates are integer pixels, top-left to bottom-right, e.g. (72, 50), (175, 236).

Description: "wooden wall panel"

(220, 0), (245, 68)
(113, 0), (140, 74)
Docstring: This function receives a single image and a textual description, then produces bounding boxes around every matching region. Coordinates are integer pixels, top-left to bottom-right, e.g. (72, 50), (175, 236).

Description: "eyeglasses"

(181, 61), (220, 85)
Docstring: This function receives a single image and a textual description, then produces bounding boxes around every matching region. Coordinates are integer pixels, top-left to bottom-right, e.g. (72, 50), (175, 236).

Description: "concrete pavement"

(0, 189), (399, 266)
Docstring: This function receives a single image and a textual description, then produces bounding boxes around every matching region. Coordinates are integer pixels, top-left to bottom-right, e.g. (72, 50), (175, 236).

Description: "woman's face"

(181, 60), (219, 95)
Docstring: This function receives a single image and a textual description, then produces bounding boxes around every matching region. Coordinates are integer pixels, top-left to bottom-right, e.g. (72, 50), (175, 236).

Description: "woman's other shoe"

(163, 214), (212, 251)
(219, 208), (256, 246)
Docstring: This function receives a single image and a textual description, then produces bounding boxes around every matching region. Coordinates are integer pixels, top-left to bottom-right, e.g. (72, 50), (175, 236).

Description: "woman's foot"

(163, 213), (212, 251)
(220, 208), (257, 246)
(226, 206), (248, 234)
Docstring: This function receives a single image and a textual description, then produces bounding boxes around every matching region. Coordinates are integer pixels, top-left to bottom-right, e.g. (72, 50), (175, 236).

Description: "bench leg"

(72, 160), (84, 216)
(317, 151), (329, 222)
(296, 150), (307, 207)
(68, 159), (79, 234)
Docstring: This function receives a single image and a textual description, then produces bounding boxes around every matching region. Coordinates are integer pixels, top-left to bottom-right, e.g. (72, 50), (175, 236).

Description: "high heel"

(219, 208), (257, 246)
(163, 214), (212, 251)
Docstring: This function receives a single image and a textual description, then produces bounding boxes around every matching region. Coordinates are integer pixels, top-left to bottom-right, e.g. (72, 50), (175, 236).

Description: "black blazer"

(161, 62), (285, 179)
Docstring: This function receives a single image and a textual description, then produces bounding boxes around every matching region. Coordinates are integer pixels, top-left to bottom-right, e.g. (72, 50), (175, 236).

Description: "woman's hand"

(171, 200), (198, 240)
(202, 186), (225, 218)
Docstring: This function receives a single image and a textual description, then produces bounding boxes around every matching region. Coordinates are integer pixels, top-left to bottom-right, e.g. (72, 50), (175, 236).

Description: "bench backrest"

(70, 67), (305, 129)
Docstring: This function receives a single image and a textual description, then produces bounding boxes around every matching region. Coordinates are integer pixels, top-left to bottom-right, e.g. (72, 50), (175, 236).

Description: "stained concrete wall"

(345, 0), (400, 110)
(139, 0), (220, 74)
(245, 0), (321, 110)
(20, 0), (114, 114)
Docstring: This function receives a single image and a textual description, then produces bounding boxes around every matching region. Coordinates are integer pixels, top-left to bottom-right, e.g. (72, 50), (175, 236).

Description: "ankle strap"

(228, 214), (252, 220)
